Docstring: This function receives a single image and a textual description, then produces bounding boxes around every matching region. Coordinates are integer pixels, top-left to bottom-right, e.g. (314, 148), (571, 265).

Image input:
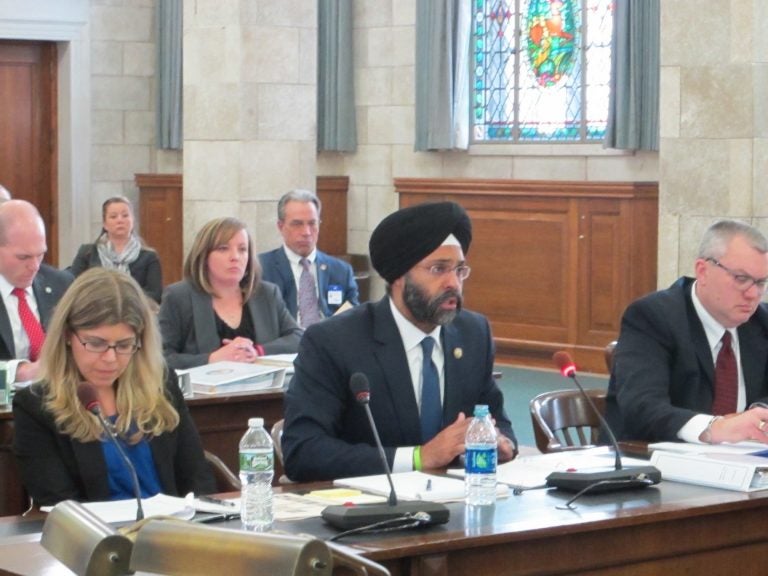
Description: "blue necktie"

(420, 337), (442, 443)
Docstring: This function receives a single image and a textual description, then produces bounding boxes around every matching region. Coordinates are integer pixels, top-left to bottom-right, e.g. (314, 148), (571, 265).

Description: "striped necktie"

(12, 287), (45, 361)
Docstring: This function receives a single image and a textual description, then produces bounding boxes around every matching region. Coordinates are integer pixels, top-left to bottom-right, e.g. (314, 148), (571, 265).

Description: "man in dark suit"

(606, 219), (768, 444)
(259, 189), (358, 328)
(283, 201), (516, 482)
(0, 200), (73, 382)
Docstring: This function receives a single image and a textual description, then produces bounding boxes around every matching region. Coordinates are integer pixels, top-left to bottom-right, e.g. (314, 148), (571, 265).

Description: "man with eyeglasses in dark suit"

(606, 219), (768, 445)
(282, 201), (517, 482)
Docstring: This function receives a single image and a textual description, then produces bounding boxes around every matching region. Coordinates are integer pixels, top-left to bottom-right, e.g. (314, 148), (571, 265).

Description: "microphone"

(77, 383), (145, 521)
(320, 373), (450, 531)
(546, 352), (661, 497)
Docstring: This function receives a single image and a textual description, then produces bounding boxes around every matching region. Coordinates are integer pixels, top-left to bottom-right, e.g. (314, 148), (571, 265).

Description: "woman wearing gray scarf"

(70, 196), (163, 304)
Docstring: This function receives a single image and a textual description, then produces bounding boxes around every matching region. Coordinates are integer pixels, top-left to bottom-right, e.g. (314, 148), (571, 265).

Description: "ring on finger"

(759, 420), (766, 431)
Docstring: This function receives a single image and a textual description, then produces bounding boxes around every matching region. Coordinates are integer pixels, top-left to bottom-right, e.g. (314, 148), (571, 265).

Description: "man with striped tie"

(0, 200), (72, 383)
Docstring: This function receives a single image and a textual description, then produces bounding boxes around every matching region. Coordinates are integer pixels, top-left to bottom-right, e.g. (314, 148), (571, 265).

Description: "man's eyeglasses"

(73, 334), (140, 355)
(707, 258), (768, 292)
(421, 264), (471, 281)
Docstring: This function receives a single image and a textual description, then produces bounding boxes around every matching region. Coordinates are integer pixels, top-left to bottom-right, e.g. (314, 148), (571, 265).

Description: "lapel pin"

(45, 287), (52, 294)
(320, 264), (328, 271)
(453, 347), (463, 359)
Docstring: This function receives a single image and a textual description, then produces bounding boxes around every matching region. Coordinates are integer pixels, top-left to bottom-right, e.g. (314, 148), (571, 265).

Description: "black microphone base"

(322, 501), (450, 530)
(546, 465), (662, 494)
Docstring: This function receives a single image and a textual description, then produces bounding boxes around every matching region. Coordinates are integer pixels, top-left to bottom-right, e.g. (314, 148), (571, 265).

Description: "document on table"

(41, 494), (196, 524)
(335, 470), (509, 502)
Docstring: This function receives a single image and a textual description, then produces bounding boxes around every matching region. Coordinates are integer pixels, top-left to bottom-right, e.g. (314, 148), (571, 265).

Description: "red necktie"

(12, 287), (45, 362)
(712, 331), (737, 415)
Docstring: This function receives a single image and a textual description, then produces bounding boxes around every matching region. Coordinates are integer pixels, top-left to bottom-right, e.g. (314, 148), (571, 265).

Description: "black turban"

(369, 201), (472, 283)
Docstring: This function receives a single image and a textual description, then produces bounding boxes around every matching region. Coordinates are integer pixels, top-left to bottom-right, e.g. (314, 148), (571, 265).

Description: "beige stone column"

(183, 1), (317, 253)
(659, 0), (768, 286)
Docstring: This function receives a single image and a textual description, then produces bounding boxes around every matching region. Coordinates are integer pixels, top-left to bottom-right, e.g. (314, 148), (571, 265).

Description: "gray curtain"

(317, 0), (356, 152)
(605, 0), (660, 151)
(157, 0), (183, 150)
(415, 0), (469, 151)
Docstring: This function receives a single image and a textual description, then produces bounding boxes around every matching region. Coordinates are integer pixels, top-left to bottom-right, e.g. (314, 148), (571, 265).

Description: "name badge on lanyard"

(327, 284), (343, 305)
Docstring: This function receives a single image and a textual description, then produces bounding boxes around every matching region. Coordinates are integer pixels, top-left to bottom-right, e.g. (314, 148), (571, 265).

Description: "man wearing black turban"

(283, 201), (517, 482)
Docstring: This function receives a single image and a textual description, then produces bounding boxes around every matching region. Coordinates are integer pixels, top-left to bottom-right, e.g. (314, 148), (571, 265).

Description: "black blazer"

(12, 372), (215, 506)
(282, 297), (515, 481)
(605, 277), (768, 442)
(0, 265), (73, 360)
(70, 243), (163, 304)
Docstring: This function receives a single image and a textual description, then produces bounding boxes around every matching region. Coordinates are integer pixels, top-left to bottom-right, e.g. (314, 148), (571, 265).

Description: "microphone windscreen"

(349, 372), (370, 404)
(76, 382), (100, 413)
(552, 351), (576, 377)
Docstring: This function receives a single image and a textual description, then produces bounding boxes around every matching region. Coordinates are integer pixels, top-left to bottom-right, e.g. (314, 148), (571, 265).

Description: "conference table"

(1, 475), (768, 575)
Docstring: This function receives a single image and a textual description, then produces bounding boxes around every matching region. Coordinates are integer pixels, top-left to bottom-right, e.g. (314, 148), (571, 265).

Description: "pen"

(198, 495), (238, 508)
(195, 512), (241, 524)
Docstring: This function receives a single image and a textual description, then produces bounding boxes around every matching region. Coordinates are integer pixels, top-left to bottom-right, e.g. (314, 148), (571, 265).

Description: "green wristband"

(413, 446), (422, 471)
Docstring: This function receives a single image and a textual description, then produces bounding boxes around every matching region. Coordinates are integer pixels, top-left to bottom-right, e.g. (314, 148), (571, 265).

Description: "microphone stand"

(94, 411), (145, 521)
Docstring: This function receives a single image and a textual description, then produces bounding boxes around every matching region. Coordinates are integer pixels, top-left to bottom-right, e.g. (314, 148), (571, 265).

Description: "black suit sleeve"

(69, 244), (95, 277)
(12, 385), (88, 506)
(136, 250), (163, 304)
(606, 295), (703, 441)
(162, 373), (216, 496)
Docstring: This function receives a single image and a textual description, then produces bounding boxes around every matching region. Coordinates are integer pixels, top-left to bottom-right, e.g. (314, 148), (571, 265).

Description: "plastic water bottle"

(239, 417), (274, 531)
(465, 404), (497, 505)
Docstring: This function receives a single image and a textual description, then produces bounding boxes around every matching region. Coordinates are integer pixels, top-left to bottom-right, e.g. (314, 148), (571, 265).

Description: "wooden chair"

(529, 389), (607, 453)
(204, 450), (241, 492)
(271, 419), (285, 467)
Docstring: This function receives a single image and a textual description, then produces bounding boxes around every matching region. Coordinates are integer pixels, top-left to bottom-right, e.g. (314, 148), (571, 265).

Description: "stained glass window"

(473, 0), (613, 143)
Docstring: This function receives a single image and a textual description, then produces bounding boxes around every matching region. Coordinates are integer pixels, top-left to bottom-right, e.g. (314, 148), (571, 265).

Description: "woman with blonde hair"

(159, 217), (301, 370)
(70, 196), (163, 303)
(13, 268), (214, 506)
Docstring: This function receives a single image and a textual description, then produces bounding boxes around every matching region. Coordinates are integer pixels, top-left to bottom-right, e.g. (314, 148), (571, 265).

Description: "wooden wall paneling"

(135, 173), (183, 286)
(315, 176), (349, 256)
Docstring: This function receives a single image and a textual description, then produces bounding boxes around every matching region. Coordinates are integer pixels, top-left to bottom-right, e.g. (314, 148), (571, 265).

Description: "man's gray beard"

(403, 275), (462, 326)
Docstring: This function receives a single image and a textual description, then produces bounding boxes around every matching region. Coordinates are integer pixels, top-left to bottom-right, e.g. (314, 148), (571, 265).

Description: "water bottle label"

(465, 447), (497, 474)
(240, 450), (273, 472)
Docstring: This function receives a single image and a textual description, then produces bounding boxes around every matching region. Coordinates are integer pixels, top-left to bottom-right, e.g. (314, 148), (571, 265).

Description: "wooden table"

(0, 388), (284, 516)
(1, 479), (768, 575)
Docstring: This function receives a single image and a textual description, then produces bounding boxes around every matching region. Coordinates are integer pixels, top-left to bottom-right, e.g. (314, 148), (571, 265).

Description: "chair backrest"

(604, 340), (618, 373)
(271, 419), (285, 467)
(204, 450), (241, 492)
(529, 389), (607, 453)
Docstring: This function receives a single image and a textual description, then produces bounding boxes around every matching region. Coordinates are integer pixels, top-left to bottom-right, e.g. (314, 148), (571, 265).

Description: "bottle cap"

(248, 417), (264, 428)
(473, 404), (489, 417)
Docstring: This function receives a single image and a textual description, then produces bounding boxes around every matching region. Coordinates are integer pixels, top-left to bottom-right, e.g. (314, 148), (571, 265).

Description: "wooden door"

(0, 40), (58, 263)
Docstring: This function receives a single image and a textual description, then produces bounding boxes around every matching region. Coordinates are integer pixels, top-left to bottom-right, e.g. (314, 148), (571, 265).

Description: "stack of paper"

(185, 361), (286, 395)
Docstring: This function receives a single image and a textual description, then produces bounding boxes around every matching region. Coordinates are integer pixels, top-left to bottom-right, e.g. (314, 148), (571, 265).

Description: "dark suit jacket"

(605, 277), (768, 442)
(258, 248), (359, 320)
(12, 372), (215, 506)
(158, 279), (303, 370)
(70, 243), (163, 304)
(282, 297), (515, 482)
(0, 265), (73, 361)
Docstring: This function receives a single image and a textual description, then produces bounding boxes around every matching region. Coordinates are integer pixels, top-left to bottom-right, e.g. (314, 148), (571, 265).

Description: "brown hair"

(183, 217), (260, 300)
